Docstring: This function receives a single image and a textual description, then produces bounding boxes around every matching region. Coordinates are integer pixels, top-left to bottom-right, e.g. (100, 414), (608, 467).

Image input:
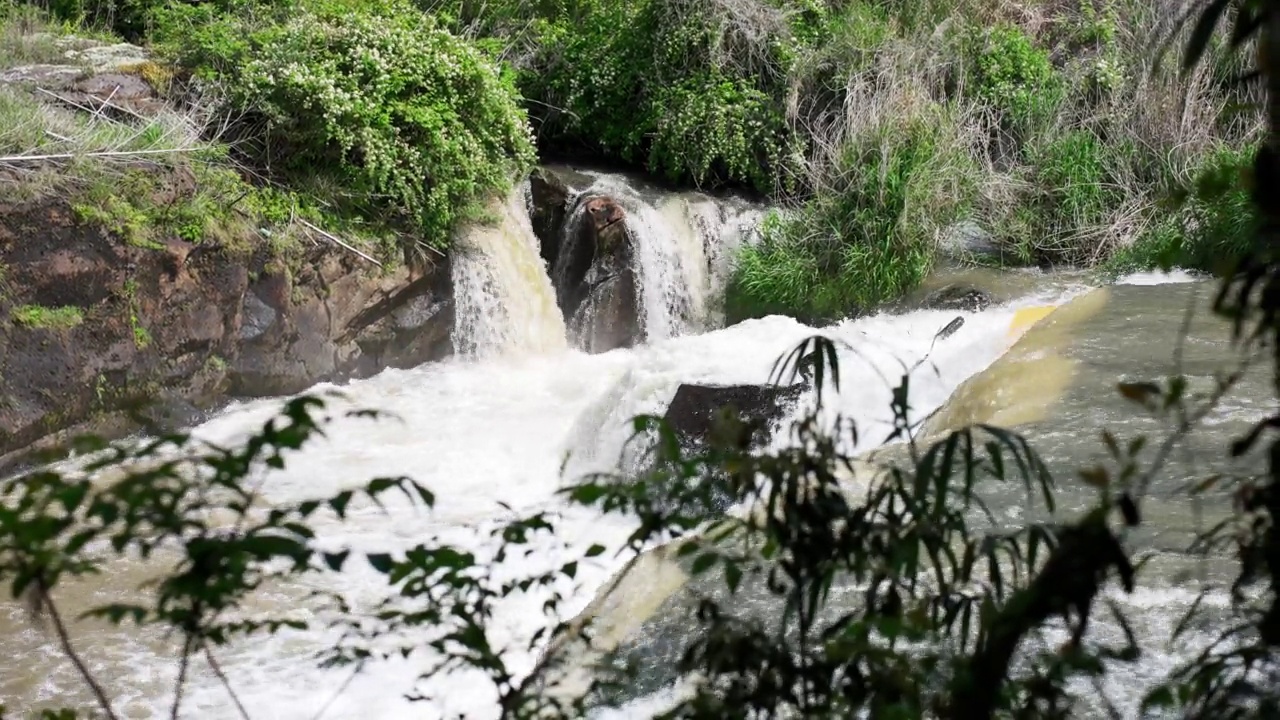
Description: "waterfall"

(555, 171), (767, 350)
(451, 187), (569, 358)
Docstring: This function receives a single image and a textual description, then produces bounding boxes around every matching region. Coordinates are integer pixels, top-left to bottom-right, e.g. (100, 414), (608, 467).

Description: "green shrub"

(726, 116), (966, 322)
(970, 24), (1062, 128)
(11, 304), (84, 330)
(160, 0), (536, 253)
(522, 0), (803, 193)
(1106, 144), (1256, 274)
(1015, 128), (1124, 263)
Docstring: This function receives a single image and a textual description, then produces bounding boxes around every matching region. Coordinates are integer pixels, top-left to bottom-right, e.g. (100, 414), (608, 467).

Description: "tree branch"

(38, 580), (121, 720)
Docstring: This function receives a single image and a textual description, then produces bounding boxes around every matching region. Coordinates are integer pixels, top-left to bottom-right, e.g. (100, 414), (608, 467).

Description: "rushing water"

(0, 166), (1226, 720)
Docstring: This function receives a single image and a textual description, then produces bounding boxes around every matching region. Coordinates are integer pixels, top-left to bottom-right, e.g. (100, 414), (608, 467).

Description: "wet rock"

(551, 193), (641, 353)
(0, 188), (456, 460)
(663, 382), (806, 454)
(921, 283), (992, 312)
(527, 167), (575, 270)
(655, 382), (807, 514)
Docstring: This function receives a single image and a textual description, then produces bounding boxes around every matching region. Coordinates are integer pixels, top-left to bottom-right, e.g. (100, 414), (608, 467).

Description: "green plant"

(164, 0), (535, 253)
(1018, 128), (1123, 263)
(726, 114), (966, 322)
(120, 279), (151, 349)
(970, 24), (1062, 129)
(1106, 143), (1257, 274)
(10, 304), (84, 330)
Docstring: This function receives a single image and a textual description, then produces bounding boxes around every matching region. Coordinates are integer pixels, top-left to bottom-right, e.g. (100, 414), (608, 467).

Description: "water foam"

(451, 189), (569, 358)
(565, 172), (766, 345)
(0, 283), (1086, 720)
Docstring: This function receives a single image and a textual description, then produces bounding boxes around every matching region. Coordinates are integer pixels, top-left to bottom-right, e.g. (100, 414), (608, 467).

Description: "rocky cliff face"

(529, 167), (644, 353)
(0, 195), (452, 464)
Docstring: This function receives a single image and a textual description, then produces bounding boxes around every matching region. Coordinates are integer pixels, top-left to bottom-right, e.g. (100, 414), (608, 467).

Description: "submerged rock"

(920, 283), (992, 312)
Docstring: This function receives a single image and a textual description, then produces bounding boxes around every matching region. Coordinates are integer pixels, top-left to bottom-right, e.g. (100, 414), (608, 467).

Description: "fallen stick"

(0, 147), (207, 162)
(297, 218), (383, 267)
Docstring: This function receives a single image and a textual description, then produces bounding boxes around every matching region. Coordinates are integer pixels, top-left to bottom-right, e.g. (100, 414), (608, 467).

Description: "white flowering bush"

(174, 0), (536, 251)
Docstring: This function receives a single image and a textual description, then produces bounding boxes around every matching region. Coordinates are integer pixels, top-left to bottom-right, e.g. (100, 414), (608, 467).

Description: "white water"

(4, 175), (1110, 720)
(62, 290), (1079, 720)
(558, 171), (767, 344)
(451, 189), (568, 358)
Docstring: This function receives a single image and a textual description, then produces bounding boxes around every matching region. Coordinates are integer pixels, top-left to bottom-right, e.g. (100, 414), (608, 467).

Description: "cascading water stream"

(552, 171), (767, 349)
(1, 172), (1101, 720)
(452, 187), (569, 358)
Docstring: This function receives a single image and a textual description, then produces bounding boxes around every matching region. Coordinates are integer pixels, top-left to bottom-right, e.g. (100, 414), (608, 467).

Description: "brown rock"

(0, 188), (456, 467)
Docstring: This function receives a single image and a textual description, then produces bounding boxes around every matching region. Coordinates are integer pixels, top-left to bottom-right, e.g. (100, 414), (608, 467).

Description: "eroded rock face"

(551, 193), (641, 353)
(0, 195), (454, 465)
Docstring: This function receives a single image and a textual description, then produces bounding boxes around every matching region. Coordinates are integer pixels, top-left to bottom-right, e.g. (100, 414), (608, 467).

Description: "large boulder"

(663, 382), (805, 455)
(551, 193), (641, 353)
(647, 382), (807, 516)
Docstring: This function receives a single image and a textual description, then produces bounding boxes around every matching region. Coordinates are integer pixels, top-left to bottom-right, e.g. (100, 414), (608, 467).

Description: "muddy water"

(575, 273), (1272, 717)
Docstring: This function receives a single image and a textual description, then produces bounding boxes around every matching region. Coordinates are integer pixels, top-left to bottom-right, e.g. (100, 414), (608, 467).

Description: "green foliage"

(517, 0), (803, 194)
(10, 304), (84, 330)
(1107, 143), (1257, 275)
(969, 24), (1063, 128)
(160, 0), (536, 254)
(1016, 128), (1124, 264)
(726, 116), (966, 322)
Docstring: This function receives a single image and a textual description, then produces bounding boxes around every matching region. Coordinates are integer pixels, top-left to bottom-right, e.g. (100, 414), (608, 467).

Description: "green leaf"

(690, 552), (718, 575)
(323, 550), (350, 571)
(584, 544), (606, 558)
(366, 553), (395, 573)
(725, 561), (742, 593)
(329, 491), (354, 518)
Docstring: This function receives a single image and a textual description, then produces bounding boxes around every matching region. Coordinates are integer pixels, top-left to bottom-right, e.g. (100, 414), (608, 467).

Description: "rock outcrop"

(526, 166), (650, 354)
(549, 193), (641, 353)
(0, 195), (453, 467)
(663, 382), (805, 454)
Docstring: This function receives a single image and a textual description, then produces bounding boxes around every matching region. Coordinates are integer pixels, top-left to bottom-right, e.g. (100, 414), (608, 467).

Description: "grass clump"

(727, 100), (973, 322)
(11, 304), (84, 329)
(1105, 143), (1257, 276)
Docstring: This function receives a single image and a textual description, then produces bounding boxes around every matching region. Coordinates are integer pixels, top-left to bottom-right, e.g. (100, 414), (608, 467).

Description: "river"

(0, 169), (1252, 719)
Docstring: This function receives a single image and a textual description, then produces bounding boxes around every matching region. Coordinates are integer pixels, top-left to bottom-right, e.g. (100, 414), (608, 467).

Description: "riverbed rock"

(0, 190), (455, 467)
(663, 382), (806, 454)
(551, 193), (641, 353)
(920, 283), (992, 312)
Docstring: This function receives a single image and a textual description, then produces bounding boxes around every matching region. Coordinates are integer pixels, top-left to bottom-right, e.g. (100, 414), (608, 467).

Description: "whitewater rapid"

(4, 190), (1208, 717)
(96, 279), (1087, 720)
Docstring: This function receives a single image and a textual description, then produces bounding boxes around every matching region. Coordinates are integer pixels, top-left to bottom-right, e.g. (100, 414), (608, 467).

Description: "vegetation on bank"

(0, 0), (1262, 319)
